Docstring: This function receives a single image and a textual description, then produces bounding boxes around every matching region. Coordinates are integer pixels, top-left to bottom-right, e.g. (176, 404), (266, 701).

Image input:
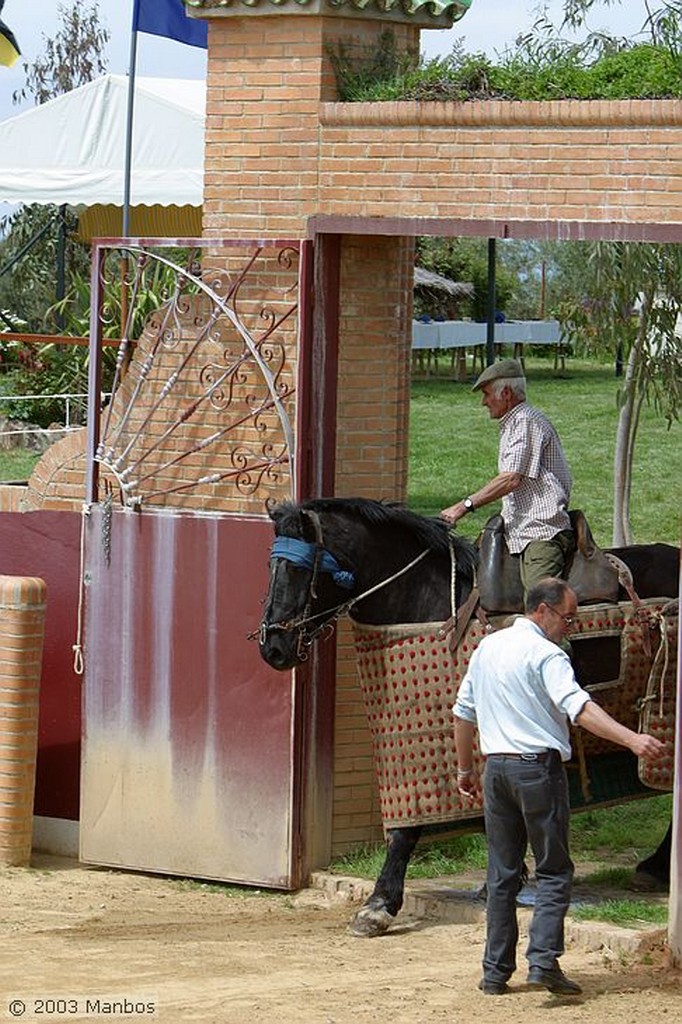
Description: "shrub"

(329, 31), (682, 103)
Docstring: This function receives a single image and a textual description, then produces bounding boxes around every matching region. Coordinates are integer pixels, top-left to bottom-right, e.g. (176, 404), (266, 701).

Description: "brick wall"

(203, 16), (421, 856)
(0, 487), (25, 512)
(332, 233), (415, 851)
(203, 16), (419, 238)
(317, 99), (682, 232)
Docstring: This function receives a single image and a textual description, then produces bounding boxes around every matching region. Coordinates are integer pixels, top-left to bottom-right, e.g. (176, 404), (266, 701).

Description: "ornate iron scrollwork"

(93, 242), (299, 511)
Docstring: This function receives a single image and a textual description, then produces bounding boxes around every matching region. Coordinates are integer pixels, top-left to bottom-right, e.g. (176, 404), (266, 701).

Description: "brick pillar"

(202, 12), (420, 857)
(0, 576), (47, 866)
(203, 15), (419, 237)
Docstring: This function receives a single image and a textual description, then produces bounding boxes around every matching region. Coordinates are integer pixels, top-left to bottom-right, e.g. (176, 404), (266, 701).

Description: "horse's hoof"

(630, 870), (668, 893)
(348, 905), (394, 937)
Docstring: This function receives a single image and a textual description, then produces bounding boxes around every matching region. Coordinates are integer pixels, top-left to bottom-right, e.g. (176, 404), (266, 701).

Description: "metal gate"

(79, 238), (320, 887)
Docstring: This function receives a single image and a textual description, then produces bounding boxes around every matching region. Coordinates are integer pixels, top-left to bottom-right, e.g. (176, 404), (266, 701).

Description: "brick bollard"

(0, 576), (47, 866)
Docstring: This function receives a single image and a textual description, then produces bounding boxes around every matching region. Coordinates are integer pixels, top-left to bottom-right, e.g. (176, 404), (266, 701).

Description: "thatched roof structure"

(414, 267), (474, 300)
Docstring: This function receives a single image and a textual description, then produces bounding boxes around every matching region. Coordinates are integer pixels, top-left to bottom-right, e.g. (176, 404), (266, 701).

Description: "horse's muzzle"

(258, 625), (304, 671)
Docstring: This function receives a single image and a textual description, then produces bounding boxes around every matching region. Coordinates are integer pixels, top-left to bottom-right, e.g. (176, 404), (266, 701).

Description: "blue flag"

(132, 0), (208, 49)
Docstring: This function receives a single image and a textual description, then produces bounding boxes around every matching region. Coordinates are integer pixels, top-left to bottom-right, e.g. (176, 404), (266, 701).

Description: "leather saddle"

(477, 510), (619, 614)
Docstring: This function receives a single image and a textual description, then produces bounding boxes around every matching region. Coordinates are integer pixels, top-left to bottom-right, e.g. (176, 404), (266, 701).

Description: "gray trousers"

(482, 752), (574, 984)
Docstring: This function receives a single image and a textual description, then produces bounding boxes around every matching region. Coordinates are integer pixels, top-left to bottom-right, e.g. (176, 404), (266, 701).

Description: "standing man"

(453, 577), (665, 997)
(441, 359), (574, 594)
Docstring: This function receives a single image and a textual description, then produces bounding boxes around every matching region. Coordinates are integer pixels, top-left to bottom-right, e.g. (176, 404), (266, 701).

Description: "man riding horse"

(441, 358), (575, 595)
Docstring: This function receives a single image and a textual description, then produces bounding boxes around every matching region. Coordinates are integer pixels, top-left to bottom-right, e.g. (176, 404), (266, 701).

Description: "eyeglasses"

(544, 604), (575, 627)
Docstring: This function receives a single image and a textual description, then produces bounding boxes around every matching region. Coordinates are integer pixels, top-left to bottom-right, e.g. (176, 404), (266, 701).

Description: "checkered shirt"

(498, 402), (572, 554)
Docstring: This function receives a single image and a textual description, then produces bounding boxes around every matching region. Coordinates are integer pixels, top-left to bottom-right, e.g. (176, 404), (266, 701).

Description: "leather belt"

(488, 751), (551, 762)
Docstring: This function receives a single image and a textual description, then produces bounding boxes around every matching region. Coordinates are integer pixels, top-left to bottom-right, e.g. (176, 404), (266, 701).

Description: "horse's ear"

(267, 502), (282, 526)
(268, 501), (294, 530)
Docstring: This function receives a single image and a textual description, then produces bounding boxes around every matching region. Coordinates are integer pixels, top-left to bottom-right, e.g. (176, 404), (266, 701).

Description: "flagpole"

(122, 19), (139, 237)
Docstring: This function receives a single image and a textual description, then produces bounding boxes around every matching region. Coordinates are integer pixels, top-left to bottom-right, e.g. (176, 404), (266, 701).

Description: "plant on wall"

(328, 4), (682, 103)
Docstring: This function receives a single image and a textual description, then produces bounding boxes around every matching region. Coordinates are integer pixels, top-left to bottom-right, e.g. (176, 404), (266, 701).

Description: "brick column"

(201, 12), (420, 855)
(0, 576), (47, 866)
(203, 15), (419, 237)
(202, 14), (418, 496)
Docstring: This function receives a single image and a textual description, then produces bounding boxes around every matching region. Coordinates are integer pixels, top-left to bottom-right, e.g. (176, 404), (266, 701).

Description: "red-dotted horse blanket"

(352, 598), (677, 830)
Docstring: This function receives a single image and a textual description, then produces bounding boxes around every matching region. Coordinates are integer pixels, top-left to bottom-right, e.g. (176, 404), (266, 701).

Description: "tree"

(12, 1), (109, 106)
(494, 240), (597, 320)
(562, 1), (682, 48)
(1, 0), (110, 319)
(0, 204), (87, 333)
(416, 237), (516, 322)
(0, 2), (110, 423)
(559, 242), (682, 545)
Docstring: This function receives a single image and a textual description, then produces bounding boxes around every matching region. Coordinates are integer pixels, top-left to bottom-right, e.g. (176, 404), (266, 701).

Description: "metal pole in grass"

(485, 238), (496, 367)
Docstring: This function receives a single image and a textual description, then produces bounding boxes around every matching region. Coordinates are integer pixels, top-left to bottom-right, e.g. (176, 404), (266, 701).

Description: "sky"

(0, 0), (652, 123)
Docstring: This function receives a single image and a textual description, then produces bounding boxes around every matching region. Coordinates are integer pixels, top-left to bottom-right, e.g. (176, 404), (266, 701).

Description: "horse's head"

(257, 502), (357, 670)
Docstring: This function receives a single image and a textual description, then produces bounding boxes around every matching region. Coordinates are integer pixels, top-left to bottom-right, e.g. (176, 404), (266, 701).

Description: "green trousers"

(519, 529), (575, 596)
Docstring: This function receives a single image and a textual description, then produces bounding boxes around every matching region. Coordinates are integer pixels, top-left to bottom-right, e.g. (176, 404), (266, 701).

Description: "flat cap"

(472, 357), (526, 391)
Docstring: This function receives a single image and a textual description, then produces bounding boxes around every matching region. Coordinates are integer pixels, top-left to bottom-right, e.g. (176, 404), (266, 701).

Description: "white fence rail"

(0, 392), (110, 450)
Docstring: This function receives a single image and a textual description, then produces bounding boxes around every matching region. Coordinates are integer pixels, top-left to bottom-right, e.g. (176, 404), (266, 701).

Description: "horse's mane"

(273, 497), (478, 577)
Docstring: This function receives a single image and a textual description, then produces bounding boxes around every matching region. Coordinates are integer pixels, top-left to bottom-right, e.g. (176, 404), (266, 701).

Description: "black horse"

(258, 497), (678, 935)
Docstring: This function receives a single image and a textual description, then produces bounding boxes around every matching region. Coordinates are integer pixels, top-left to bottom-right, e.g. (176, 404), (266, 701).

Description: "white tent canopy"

(0, 74), (205, 208)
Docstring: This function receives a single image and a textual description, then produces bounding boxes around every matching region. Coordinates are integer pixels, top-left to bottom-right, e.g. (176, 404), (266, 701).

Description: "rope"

(311, 546), (431, 634)
(646, 600), (678, 718)
(72, 503), (91, 676)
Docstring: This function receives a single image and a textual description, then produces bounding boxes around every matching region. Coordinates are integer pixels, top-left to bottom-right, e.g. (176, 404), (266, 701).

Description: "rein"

(253, 509), (433, 659)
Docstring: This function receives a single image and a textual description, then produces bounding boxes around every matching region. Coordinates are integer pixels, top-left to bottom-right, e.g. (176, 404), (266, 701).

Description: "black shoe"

(527, 961), (582, 995)
(478, 978), (510, 995)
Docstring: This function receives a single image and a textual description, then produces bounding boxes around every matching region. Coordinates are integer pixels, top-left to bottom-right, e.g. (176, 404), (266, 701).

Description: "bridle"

(252, 508), (432, 661)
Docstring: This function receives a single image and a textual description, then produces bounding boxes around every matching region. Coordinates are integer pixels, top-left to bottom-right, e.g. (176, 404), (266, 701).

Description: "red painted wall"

(0, 510), (81, 819)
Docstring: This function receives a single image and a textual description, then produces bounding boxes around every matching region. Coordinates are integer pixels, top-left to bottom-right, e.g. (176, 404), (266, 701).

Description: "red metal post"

(668, 552), (682, 962)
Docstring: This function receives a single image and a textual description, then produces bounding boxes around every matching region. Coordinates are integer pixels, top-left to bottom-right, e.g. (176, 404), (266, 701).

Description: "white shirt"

(499, 402), (572, 553)
(452, 617), (591, 761)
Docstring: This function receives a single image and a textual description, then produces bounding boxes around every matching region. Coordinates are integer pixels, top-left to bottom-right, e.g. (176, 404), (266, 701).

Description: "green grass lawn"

(329, 791), (672, 881)
(408, 356), (681, 547)
(571, 898), (668, 928)
(0, 449), (40, 483)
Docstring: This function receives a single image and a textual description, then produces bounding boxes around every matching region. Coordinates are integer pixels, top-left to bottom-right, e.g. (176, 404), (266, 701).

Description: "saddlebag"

(477, 510), (620, 613)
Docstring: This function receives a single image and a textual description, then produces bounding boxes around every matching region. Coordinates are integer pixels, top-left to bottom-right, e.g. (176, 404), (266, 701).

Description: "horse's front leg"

(348, 827), (422, 937)
(632, 822), (672, 891)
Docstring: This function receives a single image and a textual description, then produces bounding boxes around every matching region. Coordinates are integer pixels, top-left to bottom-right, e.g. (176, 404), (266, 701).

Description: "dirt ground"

(0, 855), (680, 1024)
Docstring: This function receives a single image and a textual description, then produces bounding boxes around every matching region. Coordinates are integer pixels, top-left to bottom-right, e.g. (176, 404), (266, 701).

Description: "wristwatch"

(463, 497), (475, 512)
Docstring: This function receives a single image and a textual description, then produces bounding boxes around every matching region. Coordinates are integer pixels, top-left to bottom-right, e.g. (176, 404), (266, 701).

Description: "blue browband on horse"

(271, 536), (355, 590)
